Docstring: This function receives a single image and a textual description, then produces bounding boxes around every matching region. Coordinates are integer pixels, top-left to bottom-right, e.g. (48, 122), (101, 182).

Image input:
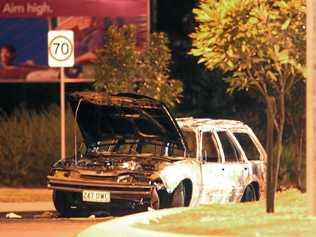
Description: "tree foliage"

(190, 0), (306, 212)
(191, 0), (305, 84)
(94, 24), (183, 108)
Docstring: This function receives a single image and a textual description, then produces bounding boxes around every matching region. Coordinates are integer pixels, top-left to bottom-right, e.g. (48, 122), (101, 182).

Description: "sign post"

(48, 30), (74, 159)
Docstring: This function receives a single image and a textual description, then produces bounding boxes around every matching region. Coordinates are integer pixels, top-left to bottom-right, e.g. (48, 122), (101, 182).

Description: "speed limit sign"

(48, 30), (75, 160)
(48, 31), (74, 67)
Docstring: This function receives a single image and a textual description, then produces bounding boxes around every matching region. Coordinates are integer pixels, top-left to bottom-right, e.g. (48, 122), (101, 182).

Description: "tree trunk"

(266, 96), (275, 213)
(273, 89), (285, 193)
(296, 128), (304, 191)
(296, 136), (302, 190)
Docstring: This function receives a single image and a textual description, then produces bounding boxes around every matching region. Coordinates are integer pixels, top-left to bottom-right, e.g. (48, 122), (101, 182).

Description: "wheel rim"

(170, 183), (185, 207)
(150, 188), (160, 209)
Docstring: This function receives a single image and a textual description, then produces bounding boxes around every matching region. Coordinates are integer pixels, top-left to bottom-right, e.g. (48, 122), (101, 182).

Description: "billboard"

(0, 0), (149, 82)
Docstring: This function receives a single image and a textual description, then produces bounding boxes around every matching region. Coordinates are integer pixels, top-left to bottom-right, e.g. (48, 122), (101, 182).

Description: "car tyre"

(53, 190), (76, 217)
(170, 182), (185, 207)
(241, 185), (257, 202)
(150, 188), (160, 209)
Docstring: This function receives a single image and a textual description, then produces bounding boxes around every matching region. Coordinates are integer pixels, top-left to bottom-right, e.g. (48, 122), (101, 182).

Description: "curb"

(76, 207), (211, 237)
(0, 202), (55, 214)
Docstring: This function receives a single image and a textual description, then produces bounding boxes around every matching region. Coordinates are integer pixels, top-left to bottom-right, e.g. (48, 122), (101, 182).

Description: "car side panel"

(158, 159), (202, 207)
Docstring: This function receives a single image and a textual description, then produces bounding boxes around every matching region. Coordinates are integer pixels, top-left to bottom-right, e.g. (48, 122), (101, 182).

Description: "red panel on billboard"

(0, 0), (149, 82)
(0, 0), (148, 17)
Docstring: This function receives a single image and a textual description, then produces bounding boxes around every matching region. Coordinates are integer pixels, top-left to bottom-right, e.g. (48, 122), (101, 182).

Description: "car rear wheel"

(170, 182), (185, 207)
(53, 190), (78, 217)
(241, 185), (257, 202)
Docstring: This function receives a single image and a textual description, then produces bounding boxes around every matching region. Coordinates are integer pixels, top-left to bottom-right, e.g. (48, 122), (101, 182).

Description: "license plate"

(82, 190), (110, 203)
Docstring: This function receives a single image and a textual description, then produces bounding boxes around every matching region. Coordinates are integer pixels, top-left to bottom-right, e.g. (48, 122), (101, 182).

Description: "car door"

(232, 130), (267, 197)
(215, 130), (251, 202)
(199, 130), (227, 204)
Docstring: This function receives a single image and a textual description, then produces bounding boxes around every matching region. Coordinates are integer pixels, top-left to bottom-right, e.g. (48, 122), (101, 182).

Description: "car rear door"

(232, 130), (267, 197)
(215, 130), (251, 202)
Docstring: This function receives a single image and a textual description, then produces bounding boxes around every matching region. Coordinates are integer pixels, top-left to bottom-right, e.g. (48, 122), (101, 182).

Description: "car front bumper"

(47, 175), (153, 201)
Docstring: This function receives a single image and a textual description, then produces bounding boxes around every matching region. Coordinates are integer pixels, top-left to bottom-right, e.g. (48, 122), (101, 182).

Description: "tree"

(94, 24), (183, 108)
(190, 0), (306, 212)
(285, 80), (305, 191)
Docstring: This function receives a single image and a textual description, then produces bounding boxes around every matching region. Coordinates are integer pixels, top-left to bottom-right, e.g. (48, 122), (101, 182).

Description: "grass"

(0, 106), (82, 186)
(135, 189), (316, 236)
(0, 188), (52, 202)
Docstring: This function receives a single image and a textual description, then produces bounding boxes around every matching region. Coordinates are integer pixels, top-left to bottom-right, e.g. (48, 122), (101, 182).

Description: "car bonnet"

(69, 91), (188, 152)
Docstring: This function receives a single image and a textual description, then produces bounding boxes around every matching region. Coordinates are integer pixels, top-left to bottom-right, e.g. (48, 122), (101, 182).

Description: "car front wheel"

(53, 190), (77, 217)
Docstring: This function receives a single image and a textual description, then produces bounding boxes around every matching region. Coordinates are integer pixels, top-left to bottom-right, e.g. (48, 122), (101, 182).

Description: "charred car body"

(47, 92), (266, 216)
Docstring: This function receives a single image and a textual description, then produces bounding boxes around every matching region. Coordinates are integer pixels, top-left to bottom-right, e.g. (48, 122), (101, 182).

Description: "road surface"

(0, 218), (112, 237)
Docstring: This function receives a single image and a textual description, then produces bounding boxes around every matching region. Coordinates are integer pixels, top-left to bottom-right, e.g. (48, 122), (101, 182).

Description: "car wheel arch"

(152, 177), (193, 208)
(241, 181), (260, 202)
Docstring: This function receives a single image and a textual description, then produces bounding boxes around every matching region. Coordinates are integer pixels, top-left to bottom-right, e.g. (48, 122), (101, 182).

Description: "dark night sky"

(156, 0), (195, 34)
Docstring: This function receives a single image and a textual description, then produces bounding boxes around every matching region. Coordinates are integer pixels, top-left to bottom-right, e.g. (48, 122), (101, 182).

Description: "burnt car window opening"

(75, 102), (185, 147)
(202, 132), (220, 162)
(77, 104), (163, 140)
(170, 144), (186, 157)
(181, 130), (197, 158)
(90, 138), (119, 153)
(217, 131), (241, 162)
(233, 133), (261, 161)
(88, 138), (182, 157)
(114, 139), (138, 154)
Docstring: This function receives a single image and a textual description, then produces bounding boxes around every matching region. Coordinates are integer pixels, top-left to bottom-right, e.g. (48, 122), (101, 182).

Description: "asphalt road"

(0, 217), (112, 237)
(0, 209), (143, 237)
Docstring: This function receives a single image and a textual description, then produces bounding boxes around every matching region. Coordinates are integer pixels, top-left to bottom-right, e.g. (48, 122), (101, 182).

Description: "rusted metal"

(70, 91), (162, 108)
(176, 117), (266, 204)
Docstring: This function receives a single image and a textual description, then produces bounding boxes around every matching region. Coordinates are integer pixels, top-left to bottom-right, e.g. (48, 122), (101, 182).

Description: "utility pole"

(307, 0), (316, 216)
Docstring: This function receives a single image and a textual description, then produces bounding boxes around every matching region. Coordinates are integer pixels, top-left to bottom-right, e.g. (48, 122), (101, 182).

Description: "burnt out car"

(47, 92), (266, 216)
(176, 118), (266, 204)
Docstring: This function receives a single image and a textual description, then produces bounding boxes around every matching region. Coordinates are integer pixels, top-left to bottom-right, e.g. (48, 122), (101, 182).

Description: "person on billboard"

(0, 44), (31, 79)
(0, 44), (53, 80)
(26, 17), (105, 81)
(56, 16), (104, 78)
(0, 44), (16, 69)
(75, 17), (104, 64)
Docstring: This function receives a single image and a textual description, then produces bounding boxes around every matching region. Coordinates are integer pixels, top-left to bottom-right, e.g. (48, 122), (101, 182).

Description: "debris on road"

(34, 211), (56, 219)
(5, 212), (22, 219)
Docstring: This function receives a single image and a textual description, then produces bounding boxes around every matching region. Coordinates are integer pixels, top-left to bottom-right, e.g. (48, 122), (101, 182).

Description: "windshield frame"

(86, 137), (185, 158)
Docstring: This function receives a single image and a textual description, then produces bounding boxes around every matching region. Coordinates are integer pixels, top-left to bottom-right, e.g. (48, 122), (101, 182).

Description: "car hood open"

(69, 92), (187, 151)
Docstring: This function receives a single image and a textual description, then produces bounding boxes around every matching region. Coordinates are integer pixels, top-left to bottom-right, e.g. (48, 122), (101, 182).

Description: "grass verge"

(135, 189), (316, 236)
